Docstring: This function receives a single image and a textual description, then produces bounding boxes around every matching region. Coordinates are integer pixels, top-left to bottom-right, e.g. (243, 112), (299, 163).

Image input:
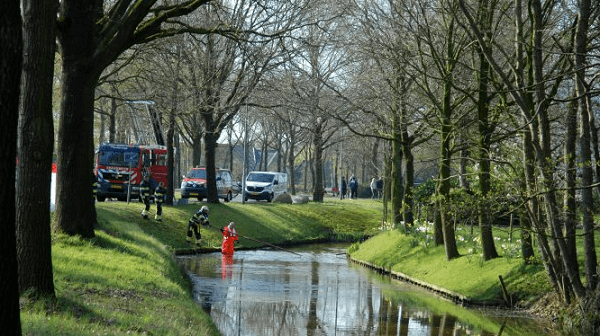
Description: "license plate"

(190, 193), (198, 196)
(251, 192), (260, 195)
(112, 184), (122, 189)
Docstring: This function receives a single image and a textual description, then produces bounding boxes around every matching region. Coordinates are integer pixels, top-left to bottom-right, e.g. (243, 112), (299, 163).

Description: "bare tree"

(54, 0), (218, 237)
(183, 0), (309, 203)
(457, 0), (593, 302)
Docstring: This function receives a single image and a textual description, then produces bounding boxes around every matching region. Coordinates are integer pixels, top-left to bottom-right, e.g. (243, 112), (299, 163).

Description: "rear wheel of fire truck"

(197, 197), (204, 202)
(97, 195), (106, 202)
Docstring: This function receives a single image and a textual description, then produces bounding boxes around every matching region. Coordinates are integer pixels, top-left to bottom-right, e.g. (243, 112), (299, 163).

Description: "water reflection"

(178, 246), (557, 336)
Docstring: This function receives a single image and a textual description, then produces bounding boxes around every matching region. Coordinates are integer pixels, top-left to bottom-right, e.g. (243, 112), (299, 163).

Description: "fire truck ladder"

(127, 100), (165, 145)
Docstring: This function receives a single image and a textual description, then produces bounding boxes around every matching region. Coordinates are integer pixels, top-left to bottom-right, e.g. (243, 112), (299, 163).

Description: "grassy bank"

(20, 198), (382, 335)
(348, 221), (552, 304)
(21, 198), (553, 334)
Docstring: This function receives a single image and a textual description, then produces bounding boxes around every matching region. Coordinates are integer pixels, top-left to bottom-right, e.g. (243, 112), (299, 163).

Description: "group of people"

(186, 205), (238, 255)
(339, 175), (383, 199)
(138, 173), (239, 255)
(340, 175), (359, 199)
(139, 174), (165, 221)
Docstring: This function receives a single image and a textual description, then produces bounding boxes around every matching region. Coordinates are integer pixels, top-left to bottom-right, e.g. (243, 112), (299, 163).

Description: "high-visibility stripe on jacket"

(140, 180), (151, 197)
(154, 187), (164, 203)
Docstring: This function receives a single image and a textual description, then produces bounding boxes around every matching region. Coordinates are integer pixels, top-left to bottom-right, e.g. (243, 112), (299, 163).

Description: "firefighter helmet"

(200, 205), (209, 214)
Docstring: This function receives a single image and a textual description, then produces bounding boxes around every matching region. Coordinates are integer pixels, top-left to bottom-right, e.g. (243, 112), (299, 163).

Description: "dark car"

(180, 167), (234, 202)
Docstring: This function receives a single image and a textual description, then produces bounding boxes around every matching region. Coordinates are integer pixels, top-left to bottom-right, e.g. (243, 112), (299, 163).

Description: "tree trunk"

(438, 18), (459, 260)
(434, 201), (444, 246)
(476, 33), (498, 261)
(371, 137), (380, 179)
(590, 105), (600, 202)
(167, 116), (175, 205)
(109, 88), (117, 143)
(391, 111), (404, 228)
(0, 0), (22, 332)
(400, 101), (414, 226)
(312, 122), (324, 202)
(54, 70), (98, 237)
(513, 0), (535, 263)
(573, 0), (596, 291)
(203, 111), (220, 203)
(402, 139), (414, 226)
(54, 77), (96, 235)
(192, 132), (203, 167)
(288, 128), (296, 195)
(16, 0), (58, 296)
(166, 49), (181, 206)
(531, 0), (584, 299)
(563, 100), (578, 261)
(54, 0), (101, 238)
(458, 148), (470, 191)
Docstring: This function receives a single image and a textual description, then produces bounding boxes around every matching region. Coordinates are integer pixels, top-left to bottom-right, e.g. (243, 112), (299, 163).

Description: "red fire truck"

(95, 143), (168, 202)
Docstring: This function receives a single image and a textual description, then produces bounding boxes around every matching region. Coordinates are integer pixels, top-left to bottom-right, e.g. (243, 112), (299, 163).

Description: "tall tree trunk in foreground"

(54, 0), (210, 236)
(17, 0), (58, 296)
(0, 0), (23, 332)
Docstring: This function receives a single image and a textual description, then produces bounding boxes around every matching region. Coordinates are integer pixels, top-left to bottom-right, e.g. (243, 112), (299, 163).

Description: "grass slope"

(21, 198), (553, 335)
(21, 198), (382, 335)
(349, 224), (552, 303)
(21, 204), (220, 336)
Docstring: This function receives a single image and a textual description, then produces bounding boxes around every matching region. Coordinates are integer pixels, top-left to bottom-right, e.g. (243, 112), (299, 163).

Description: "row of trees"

(3, 0), (600, 333)
(337, 0), (600, 326)
(339, 0), (600, 327)
(2, 0), (318, 333)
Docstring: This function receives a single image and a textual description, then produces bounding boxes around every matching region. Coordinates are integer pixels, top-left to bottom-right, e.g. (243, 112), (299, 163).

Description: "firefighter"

(154, 182), (165, 221)
(221, 221), (239, 255)
(140, 174), (152, 219)
(187, 205), (210, 246)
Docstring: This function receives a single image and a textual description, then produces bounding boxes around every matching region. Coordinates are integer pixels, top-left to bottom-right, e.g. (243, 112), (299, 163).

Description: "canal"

(177, 244), (561, 336)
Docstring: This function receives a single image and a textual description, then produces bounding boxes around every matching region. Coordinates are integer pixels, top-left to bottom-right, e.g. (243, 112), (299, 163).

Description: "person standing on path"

(341, 177), (347, 199)
(349, 175), (358, 199)
(370, 178), (377, 199)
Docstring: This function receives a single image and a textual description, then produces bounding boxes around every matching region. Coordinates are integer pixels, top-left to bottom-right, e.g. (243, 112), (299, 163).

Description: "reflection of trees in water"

(307, 260), (319, 335)
(181, 252), (506, 335)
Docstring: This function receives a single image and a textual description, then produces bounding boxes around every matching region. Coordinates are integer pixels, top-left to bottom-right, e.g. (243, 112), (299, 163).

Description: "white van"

(244, 171), (288, 202)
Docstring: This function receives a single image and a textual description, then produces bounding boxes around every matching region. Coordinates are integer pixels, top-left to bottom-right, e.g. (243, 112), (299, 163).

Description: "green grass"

(20, 198), (384, 335)
(121, 198), (384, 250)
(349, 221), (552, 303)
(21, 198), (555, 334)
(21, 204), (220, 336)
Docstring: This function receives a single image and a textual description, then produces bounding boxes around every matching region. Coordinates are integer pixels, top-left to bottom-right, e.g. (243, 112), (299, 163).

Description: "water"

(178, 245), (560, 336)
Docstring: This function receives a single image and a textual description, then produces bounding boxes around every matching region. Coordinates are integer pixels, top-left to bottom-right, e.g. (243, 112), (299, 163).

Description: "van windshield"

(247, 173), (274, 183)
(187, 169), (206, 179)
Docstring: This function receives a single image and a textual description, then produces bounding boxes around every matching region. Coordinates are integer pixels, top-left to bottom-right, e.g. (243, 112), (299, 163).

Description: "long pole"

(238, 234), (302, 256)
(242, 106), (247, 204)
